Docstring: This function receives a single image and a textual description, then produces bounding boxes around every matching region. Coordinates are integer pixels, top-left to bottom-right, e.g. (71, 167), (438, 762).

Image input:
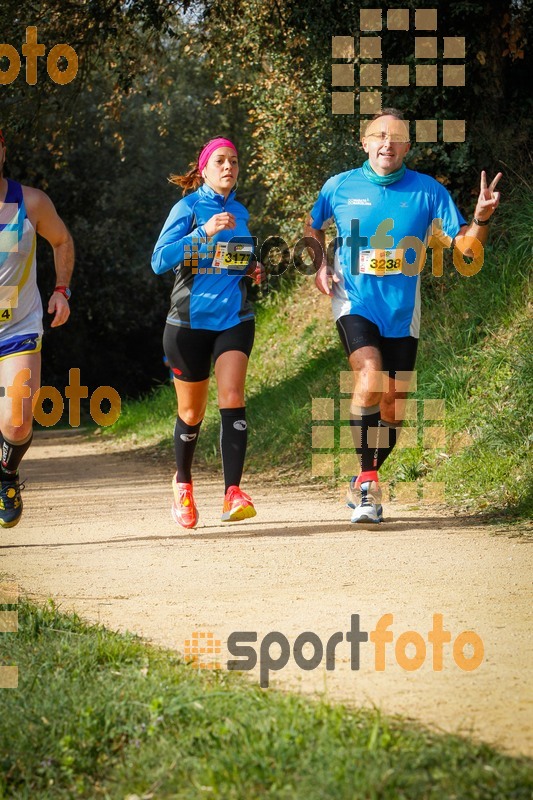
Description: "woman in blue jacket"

(152, 137), (260, 529)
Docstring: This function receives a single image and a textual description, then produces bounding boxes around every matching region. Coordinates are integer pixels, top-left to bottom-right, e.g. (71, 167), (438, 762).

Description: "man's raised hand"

(475, 171), (502, 222)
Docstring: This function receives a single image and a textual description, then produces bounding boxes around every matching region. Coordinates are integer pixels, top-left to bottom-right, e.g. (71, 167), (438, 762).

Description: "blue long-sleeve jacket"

(152, 183), (254, 330)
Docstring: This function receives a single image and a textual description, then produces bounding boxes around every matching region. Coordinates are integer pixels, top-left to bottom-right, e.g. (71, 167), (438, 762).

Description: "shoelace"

(0, 479), (24, 504)
(229, 487), (251, 503)
(0, 478), (25, 491)
(360, 488), (373, 507)
(179, 487), (193, 505)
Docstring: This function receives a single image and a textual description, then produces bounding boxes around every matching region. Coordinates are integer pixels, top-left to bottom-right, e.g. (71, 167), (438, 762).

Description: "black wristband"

(473, 216), (491, 226)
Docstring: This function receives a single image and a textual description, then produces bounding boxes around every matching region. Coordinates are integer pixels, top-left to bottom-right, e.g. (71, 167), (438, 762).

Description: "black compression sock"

(0, 431), (33, 477)
(375, 419), (402, 470)
(349, 405), (381, 473)
(174, 417), (202, 483)
(219, 407), (247, 492)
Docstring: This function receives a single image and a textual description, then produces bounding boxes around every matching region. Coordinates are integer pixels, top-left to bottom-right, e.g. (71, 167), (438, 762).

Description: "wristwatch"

(54, 285), (71, 300)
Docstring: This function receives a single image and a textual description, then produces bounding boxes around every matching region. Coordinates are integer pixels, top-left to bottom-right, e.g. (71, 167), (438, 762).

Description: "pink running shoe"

(171, 476), (199, 529)
(221, 485), (256, 522)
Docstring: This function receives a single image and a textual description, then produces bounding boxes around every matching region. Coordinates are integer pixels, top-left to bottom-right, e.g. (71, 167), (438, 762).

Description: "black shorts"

(163, 319), (255, 382)
(336, 314), (418, 375)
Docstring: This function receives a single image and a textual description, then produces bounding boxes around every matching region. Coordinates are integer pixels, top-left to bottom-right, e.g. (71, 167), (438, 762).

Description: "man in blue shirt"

(305, 109), (501, 523)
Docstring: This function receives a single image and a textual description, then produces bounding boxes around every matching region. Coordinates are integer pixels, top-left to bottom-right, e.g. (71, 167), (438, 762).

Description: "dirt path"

(2, 430), (532, 758)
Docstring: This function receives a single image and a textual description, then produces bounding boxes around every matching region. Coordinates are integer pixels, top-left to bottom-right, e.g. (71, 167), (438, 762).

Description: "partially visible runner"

(305, 109), (501, 524)
(152, 137), (262, 529)
(0, 129), (74, 527)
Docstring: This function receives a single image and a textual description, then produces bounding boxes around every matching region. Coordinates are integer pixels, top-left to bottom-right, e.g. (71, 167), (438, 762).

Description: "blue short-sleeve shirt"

(310, 167), (466, 337)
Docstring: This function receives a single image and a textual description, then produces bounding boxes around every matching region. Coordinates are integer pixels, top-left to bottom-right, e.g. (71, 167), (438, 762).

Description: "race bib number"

(0, 287), (17, 325)
(213, 241), (253, 271)
(359, 249), (403, 276)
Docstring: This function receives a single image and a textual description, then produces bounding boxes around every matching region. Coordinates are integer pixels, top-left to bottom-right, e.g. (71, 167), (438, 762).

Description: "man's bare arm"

(23, 186), (74, 327)
(304, 213), (338, 296)
(303, 214), (326, 255)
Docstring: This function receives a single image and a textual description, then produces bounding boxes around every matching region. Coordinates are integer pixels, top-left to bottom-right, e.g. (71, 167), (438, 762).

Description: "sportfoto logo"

(0, 26), (78, 86)
(312, 372), (447, 501)
(186, 613), (484, 688)
(7, 367), (121, 427)
(331, 8), (466, 143)
(0, 583), (18, 689)
(184, 225), (484, 280)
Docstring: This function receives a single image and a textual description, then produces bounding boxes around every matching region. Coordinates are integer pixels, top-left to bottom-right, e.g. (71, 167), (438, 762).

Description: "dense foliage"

(1, 0), (531, 398)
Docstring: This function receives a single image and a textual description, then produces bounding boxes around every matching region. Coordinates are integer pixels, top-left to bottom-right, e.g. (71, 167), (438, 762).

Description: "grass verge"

(1, 600), (532, 799)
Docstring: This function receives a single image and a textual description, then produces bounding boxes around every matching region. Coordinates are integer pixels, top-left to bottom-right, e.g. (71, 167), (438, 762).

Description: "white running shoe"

(349, 480), (383, 524)
(346, 476), (360, 509)
(346, 477), (383, 511)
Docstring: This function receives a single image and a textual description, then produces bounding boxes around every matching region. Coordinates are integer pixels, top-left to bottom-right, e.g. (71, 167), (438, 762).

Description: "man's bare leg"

(0, 352), (41, 527)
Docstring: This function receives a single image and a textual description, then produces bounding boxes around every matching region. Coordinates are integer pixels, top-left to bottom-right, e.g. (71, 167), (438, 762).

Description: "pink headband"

(198, 138), (237, 174)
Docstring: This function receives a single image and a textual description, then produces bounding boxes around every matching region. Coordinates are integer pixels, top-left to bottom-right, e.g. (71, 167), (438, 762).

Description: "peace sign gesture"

(474, 171), (502, 222)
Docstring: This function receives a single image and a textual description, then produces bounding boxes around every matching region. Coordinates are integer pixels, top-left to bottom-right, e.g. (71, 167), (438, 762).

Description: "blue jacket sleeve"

(151, 198), (207, 275)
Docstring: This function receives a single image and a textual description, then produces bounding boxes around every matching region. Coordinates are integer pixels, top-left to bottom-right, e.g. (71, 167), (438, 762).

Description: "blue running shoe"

(0, 473), (24, 528)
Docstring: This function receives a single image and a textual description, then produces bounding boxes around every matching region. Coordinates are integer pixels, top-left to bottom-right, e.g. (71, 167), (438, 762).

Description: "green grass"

(109, 189), (532, 516)
(385, 189), (533, 518)
(1, 600), (532, 799)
